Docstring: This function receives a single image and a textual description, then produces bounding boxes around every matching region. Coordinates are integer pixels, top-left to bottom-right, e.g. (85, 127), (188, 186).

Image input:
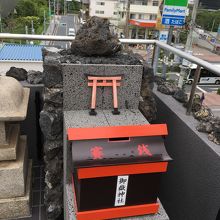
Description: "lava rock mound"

(71, 16), (121, 56)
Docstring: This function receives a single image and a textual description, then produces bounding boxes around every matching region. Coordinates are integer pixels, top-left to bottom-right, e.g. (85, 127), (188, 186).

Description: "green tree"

(15, 0), (38, 17)
(196, 10), (220, 32)
(17, 16), (40, 28)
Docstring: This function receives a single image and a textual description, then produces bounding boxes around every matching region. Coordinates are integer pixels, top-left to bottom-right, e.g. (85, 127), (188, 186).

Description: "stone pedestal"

(0, 76), (31, 219)
(0, 122), (7, 145)
(0, 124), (20, 161)
(0, 161), (32, 220)
(0, 136), (28, 199)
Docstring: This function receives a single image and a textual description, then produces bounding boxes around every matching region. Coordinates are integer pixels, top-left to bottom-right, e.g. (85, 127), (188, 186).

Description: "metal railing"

(1, 33), (220, 114)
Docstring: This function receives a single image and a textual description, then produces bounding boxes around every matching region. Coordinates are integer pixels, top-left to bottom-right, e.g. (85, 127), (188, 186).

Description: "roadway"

(168, 72), (220, 117)
(53, 14), (80, 49)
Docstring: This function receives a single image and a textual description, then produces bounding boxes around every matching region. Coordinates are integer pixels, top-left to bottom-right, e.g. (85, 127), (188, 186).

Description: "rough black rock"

(43, 64), (62, 88)
(27, 70), (43, 84)
(139, 97), (157, 123)
(59, 52), (142, 65)
(44, 185), (63, 220)
(193, 106), (214, 121)
(173, 89), (188, 103)
(142, 64), (154, 91)
(6, 67), (27, 81)
(44, 88), (63, 107)
(44, 140), (63, 160)
(39, 109), (63, 140)
(157, 82), (178, 95)
(154, 76), (165, 85)
(45, 155), (63, 189)
(71, 16), (121, 56)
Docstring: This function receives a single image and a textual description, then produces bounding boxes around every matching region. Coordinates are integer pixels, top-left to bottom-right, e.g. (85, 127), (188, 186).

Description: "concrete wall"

(153, 89), (220, 220)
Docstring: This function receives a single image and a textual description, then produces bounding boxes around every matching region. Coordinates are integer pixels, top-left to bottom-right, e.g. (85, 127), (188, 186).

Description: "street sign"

(159, 31), (169, 43)
(162, 0), (189, 26)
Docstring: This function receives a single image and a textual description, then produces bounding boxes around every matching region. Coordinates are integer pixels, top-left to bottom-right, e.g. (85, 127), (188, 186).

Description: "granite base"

(0, 135), (28, 199)
(0, 160), (32, 219)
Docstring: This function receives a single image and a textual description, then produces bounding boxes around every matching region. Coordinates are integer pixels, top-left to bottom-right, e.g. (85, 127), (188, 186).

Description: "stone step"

(0, 160), (32, 219)
(0, 124), (20, 161)
(0, 135), (28, 199)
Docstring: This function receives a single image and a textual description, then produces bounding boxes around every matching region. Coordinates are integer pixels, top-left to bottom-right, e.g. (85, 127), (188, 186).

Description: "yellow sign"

(156, 0), (165, 30)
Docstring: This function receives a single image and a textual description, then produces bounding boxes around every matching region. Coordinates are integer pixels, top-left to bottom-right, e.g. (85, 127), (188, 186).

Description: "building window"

(131, 0), (148, 5)
(96, 2), (105, 6)
(138, 14), (145, 19)
(113, 12), (118, 15)
(130, 13), (136, 19)
(152, 1), (159, 6)
(95, 10), (105, 14)
(149, 14), (157, 20)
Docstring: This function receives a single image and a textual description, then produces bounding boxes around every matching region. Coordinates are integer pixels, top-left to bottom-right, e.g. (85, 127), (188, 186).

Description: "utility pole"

(161, 26), (174, 78)
(124, 0), (131, 38)
(31, 20), (35, 34)
(57, 0), (59, 15)
(178, 0), (199, 88)
(185, 0), (199, 53)
(25, 25), (28, 44)
(124, 0), (131, 50)
(0, 14), (2, 33)
(54, 0), (56, 15)
(44, 10), (46, 34)
(64, 0), (67, 15)
(54, 0), (56, 30)
(211, 18), (216, 33)
(49, 0), (51, 16)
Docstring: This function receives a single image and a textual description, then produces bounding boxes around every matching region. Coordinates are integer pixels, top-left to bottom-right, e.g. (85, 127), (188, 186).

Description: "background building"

(89, 0), (160, 39)
(200, 0), (220, 10)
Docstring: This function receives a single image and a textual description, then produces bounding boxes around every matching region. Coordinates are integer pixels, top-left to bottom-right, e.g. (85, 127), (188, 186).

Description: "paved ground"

(53, 14), (79, 49)
(20, 161), (46, 220)
(197, 84), (220, 93)
(193, 45), (220, 63)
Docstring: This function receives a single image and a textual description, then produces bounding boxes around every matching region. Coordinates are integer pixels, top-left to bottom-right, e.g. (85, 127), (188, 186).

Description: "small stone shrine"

(0, 76), (32, 219)
(40, 16), (171, 220)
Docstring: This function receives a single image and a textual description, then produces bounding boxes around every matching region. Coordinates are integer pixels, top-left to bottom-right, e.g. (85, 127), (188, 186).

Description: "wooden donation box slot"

(68, 124), (172, 220)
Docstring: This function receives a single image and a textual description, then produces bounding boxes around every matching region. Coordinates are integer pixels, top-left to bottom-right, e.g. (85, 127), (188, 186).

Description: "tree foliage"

(15, 0), (38, 17)
(196, 10), (220, 32)
(3, 0), (49, 35)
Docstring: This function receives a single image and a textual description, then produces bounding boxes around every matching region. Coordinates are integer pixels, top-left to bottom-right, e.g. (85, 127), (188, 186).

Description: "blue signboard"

(162, 17), (185, 26)
(162, 4), (188, 26)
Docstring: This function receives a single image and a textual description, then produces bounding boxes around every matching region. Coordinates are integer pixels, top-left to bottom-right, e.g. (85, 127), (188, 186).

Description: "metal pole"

(25, 26), (28, 44)
(44, 10), (46, 35)
(186, 66), (201, 115)
(178, 65), (188, 88)
(0, 14), (2, 33)
(211, 19), (216, 33)
(31, 20), (34, 34)
(162, 26), (174, 78)
(153, 45), (160, 75)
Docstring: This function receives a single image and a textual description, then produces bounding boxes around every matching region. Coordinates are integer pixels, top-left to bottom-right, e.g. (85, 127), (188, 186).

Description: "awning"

(129, 19), (157, 28)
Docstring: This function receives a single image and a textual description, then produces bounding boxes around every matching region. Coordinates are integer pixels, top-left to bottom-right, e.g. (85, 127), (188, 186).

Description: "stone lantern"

(0, 76), (32, 219)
